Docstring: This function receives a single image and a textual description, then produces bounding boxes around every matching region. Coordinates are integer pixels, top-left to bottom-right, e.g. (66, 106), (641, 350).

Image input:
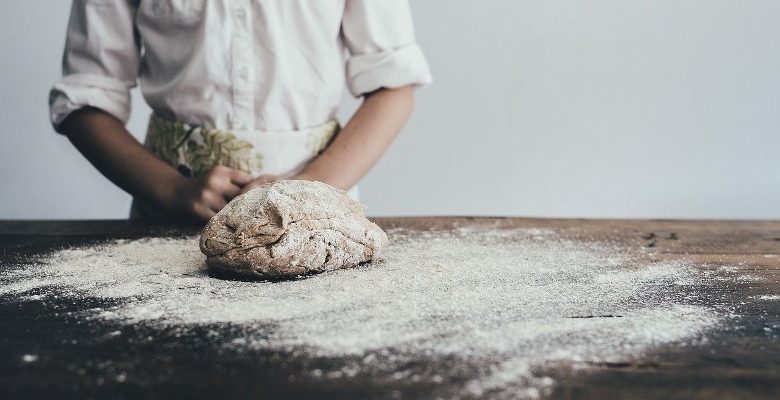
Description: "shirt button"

(238, 67), (249, 80)
(235, 8), (246, 19)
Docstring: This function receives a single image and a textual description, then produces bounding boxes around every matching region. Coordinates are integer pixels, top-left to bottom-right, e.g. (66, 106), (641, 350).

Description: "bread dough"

(199, 180), (387, 279)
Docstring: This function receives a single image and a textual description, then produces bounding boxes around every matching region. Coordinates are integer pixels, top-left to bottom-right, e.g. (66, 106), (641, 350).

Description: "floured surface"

(1, 226), (721, 399)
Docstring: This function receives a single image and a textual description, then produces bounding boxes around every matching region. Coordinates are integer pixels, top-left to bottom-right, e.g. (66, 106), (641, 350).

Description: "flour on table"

(200, 180), (387, 278)
(2, 226), (721, 399)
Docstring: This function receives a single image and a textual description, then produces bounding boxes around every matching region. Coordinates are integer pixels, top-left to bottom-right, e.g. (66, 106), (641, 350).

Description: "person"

(49, 1), (431, 222)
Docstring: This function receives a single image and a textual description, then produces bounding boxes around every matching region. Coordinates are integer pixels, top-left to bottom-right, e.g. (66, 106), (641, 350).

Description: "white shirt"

(49, 0), (432, 132)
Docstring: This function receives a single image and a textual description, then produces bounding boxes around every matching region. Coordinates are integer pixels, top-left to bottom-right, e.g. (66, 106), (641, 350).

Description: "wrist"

(294, 169), (337, 187)
(153, 172), (187, 211)
(293, 170), (317, 182)
(294, 168), (351, 191)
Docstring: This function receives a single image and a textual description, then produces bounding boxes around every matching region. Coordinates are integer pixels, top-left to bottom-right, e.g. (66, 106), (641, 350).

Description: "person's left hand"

(238, 174), (280, 196)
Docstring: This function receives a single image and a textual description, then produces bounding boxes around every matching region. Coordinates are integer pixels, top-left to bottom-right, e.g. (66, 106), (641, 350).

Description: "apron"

(130, 114), (357, 219)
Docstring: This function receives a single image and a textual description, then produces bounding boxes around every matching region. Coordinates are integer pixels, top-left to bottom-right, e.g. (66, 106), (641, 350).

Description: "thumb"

(229, 169), (253, 186)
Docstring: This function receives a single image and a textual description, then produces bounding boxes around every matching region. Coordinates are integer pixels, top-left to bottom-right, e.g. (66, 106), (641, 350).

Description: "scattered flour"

(21, 354), (39, 363)
(1, 226), (720, 398)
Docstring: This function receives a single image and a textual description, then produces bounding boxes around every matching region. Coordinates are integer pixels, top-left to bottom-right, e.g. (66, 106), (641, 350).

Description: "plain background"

(1, 0), (778, 219)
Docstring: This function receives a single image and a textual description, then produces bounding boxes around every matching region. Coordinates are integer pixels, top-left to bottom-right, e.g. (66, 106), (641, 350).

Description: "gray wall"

(1, 1), (778, 219)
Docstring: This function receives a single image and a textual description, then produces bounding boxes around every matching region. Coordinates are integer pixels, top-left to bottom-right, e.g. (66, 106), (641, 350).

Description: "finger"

(229, 169), (253, 186)
(251, 174), (280, 188)
(200, 190), (227, 212)
(193, 203), (216, 221)
(210, 165), (229, 173)
(203, 169), (228, 190)
(238, 180), (262, 196)
(221, 183), (243, 200)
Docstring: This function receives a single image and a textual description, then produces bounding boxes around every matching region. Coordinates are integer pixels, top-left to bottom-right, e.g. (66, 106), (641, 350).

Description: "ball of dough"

(199, 180), (387, 279)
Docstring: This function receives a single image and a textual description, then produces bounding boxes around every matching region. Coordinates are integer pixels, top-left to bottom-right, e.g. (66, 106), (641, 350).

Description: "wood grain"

(0, 218), (778, 400)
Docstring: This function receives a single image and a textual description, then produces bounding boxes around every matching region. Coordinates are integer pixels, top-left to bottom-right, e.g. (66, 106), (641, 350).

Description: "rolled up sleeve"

(49, 0), (140, 132)
(342, 0), (432, 97)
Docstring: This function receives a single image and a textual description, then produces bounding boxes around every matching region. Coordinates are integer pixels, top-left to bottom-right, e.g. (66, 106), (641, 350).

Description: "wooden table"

(1, 218), (778, 399)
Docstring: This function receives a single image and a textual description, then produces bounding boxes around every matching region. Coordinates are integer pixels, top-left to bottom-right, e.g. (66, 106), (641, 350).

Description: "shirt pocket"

(140, 0), (206, 25)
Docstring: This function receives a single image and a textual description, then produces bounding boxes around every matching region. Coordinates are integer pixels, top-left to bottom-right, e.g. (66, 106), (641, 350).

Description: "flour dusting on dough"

(200, 180), (386, 278)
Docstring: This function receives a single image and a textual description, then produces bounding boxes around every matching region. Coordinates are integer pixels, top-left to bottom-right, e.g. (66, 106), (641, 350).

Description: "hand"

(238, 174), (281, 196)
(166, 165), (252, 221)
(292, 171), (317, 182)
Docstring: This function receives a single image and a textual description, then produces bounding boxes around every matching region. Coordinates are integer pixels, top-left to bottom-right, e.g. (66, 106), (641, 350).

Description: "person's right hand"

(167, 165), (252, 221)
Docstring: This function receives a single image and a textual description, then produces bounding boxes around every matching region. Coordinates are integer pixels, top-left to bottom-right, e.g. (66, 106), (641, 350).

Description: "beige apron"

(131, 114), (354, 219)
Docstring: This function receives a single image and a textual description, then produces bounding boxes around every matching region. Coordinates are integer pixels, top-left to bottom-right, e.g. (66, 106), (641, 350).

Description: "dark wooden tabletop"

(1, 218), (778, 399)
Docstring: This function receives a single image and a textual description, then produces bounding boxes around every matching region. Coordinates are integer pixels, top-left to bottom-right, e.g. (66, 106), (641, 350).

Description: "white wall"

(1, 1), (778, 219)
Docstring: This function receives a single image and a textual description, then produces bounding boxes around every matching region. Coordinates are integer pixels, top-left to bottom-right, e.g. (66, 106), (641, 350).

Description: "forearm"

(299, 86), (416, 190)
(59, 107), (181, 207)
